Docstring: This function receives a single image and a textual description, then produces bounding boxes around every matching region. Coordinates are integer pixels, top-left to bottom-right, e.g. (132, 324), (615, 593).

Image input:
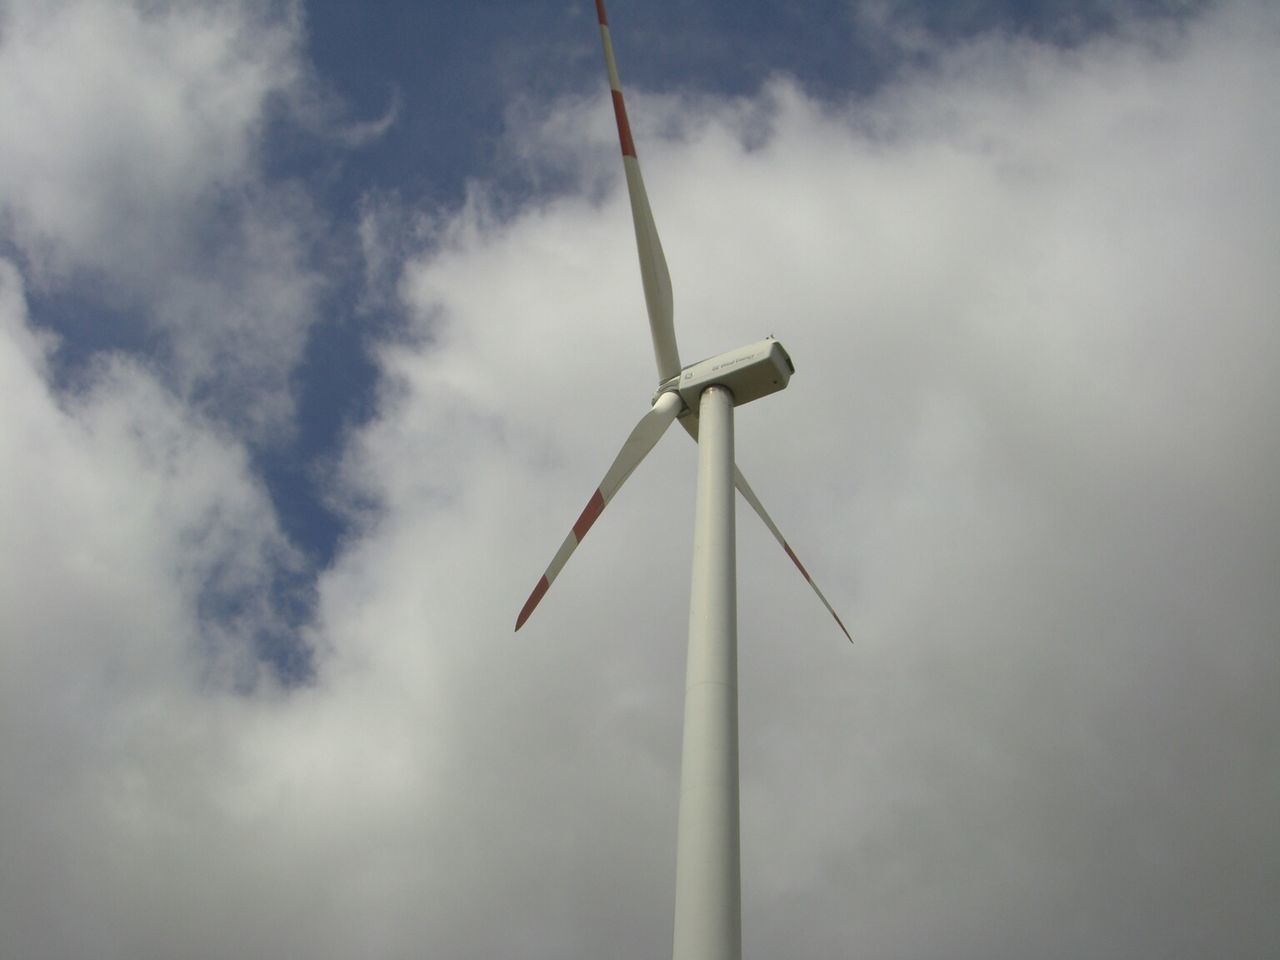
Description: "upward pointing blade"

(595, 0), (681, 383)
(515, 390), (685, 631)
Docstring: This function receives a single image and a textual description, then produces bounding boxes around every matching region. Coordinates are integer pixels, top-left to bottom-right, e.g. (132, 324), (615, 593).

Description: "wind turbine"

(515, 3), (851, 958)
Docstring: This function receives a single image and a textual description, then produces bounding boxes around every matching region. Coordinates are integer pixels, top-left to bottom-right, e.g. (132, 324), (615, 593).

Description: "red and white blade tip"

(783, 541), (853, 643)
(514, 393), (682, 632)
(514, 488), (605, 631)
(596, 2), (636, 159)
(730, 464), (853, 644)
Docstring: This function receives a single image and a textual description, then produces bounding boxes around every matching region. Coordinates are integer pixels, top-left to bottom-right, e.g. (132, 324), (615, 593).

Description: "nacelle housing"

(657, 338), (794, 411)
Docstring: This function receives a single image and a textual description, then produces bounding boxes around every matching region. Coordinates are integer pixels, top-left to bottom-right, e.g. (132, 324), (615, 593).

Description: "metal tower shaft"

(672, 384), (741, 960)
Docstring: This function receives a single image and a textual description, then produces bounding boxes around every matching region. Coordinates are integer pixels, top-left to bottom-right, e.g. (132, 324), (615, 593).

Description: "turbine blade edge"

(679, 415), (852, 643)
(733, 466), (854, 644)
(515, 391), (684, 631)
(595, 0), (681, 382)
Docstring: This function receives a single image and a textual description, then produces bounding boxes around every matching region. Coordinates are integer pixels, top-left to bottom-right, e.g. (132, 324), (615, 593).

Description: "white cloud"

(0, 256), (309, 955)
(1, 2), (1278, 958)
(0, 0), (294, 275)
(0, 0), (322, 434)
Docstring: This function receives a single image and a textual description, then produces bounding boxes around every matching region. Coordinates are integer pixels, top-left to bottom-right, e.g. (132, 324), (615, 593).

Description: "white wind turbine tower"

(515, 3), (852, 958)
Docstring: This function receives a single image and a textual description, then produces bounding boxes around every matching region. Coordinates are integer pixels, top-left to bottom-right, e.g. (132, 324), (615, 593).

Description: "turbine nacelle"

(656, 337), (794, 412)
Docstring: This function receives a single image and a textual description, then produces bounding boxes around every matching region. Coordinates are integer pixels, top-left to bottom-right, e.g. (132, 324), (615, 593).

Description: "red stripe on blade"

(515, 576), (550, 632)
(595, 0), (608, 26)
(783, 542), (813, 583)
(833, 612), (853, 643)
(573, 489), (606, 542)
(611, 91), (636, 157)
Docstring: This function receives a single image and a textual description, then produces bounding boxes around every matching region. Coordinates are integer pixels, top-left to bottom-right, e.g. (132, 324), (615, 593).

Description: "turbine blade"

(515, 391), (684, 631)
(679, 416), (852, 643)
(733, 468), (853, 643)
(595, 0), (681, 383)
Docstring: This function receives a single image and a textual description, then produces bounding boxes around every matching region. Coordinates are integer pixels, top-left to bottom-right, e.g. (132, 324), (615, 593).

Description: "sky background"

(2, 0), (1278, 958)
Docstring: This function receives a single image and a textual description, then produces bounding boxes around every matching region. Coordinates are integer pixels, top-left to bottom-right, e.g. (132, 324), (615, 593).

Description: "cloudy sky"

(2, 0), (1278, 957)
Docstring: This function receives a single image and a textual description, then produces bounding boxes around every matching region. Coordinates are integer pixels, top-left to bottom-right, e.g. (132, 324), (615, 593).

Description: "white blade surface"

(595, 0), (681, 383)
(515, 391), (684, 631)
(680, 418), (853, 643)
